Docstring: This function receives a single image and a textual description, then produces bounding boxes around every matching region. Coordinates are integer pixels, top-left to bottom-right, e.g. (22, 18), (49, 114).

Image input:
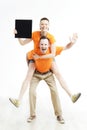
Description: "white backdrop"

(0, 0), (87, 98)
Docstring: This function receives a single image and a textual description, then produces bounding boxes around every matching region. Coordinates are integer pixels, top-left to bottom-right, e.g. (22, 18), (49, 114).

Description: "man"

(27, 36), (65, 123)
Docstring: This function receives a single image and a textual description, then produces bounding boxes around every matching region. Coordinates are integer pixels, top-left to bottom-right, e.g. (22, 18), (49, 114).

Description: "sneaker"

(27, 115), (36, 122)
(71, 93), (81, 103)
(9, 98), (20, 107)
(57, 116), (65, 124)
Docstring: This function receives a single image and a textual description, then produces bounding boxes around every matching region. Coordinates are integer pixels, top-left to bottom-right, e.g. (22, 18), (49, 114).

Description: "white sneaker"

(27, 116), (36, 122)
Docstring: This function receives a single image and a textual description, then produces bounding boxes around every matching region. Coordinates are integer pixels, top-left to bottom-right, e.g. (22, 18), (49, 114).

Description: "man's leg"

(27, 74), (40, 122)
(44, 72), (64, 124)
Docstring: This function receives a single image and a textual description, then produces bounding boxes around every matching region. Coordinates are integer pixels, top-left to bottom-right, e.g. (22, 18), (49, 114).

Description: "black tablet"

(15, 19), (32, 38)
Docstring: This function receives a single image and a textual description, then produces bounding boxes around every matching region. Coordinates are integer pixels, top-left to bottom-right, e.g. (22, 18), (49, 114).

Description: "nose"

(42, 44), (46, 48)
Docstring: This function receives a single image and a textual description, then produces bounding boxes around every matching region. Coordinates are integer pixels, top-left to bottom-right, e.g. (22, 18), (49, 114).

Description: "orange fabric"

(27, 46), (63, 60)
(55, 46), (64, 56)
(35, 58), (53, 73)
(27, 50), (35, 60)
(27, 46), (63, 73)
(27, 47), (51, 60)
(32, 31), (56, 55)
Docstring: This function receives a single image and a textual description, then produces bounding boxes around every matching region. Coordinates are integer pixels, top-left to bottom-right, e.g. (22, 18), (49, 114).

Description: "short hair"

(40, 36), (50, 41)
(39, 36), (50, 47)
(40, 17), (49, 22)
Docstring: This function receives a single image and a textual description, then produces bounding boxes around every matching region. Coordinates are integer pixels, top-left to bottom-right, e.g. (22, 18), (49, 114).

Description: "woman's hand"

(69, 33), (78, 44)
(33, 54), (40, 60)
(64, 33), (78, 50)
(13, 29), (17, 34)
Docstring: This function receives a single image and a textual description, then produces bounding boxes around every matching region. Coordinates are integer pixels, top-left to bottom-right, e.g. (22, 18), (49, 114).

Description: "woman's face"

(39, 20), (49, 32)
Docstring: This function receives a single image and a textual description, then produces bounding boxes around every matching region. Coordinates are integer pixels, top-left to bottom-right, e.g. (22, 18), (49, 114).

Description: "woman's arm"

(18, 38), (32, 45)
(14, 29), (32, 45)
(33, 43), (56, 60)
(40, 44), (56, 59)
(63, 33), (78, 50)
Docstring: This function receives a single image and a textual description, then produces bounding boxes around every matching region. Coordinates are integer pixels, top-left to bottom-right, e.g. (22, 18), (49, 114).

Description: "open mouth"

(42, 48), (46, 51)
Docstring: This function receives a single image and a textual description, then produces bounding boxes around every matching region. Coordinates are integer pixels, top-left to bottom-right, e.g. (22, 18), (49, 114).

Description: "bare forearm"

(64, 33), (78, 50)
(39, 53), (55, 59)
(18, 38), (32, 45)
(63, 42), (75, 50)
(39, 44), (56, 59)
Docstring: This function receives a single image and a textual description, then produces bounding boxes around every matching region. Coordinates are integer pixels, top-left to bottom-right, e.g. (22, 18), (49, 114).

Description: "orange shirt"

(27, 46), (64, 73)
(32, 31), (56, 55)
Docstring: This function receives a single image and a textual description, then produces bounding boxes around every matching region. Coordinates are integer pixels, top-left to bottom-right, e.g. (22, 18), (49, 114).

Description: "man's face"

(39, 39), (50, 54)
(40, 20), (49, 32)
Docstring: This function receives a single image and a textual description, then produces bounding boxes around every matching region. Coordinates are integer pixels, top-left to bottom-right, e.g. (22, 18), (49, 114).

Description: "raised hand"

(64, 33), (78, 50)
(69, 33), (78, 44)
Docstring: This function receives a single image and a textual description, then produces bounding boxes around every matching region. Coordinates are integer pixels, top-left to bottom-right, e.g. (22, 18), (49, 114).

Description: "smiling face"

(40, 20), (49, 32)
(39, 38), (50, 54)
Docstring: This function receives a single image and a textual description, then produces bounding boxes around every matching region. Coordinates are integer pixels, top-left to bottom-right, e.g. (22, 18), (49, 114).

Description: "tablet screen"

(15, 19), (32, 38)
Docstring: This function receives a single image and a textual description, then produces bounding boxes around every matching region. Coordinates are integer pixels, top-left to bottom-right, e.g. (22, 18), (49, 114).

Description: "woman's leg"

(51, 61), (81, 102)
(9, 62), (35, 107)
(51, 61), (72, 97)
(18, 62), (35, 102)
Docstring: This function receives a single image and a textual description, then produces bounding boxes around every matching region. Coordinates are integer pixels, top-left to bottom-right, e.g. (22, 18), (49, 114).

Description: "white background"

(0, 1), (87, 130)
(0, 0), (87, 98)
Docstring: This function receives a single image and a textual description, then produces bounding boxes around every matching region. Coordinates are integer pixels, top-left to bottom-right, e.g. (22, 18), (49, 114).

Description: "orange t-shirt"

(31, 31), (56, 55)
(27, 46), (63, 73)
